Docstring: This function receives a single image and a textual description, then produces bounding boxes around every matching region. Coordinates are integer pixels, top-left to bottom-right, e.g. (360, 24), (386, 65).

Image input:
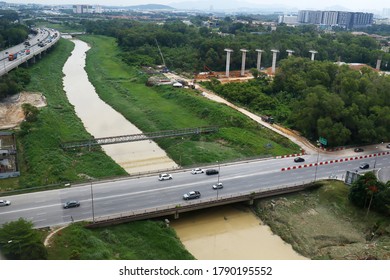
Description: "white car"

(212, 183), (223, 189)
(158, 173), (172, 181)
(191, 168), (204, 174)
(0, 200), (11, 207)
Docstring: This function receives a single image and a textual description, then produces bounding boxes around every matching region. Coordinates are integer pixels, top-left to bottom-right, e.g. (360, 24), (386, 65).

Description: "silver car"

(0, 200), (11, 207)
(183, 191), (201, 200)
(212, 183), (223, 189)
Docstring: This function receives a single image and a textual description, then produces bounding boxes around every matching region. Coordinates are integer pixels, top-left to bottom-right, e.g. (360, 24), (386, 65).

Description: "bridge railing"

(61, 126), (219, 149)
(85, 179), (319, 228)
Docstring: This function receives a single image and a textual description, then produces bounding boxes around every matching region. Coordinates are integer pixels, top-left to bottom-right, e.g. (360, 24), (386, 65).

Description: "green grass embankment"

(254, 180), (390, 260)
(47, 221), (195, 260)
(79, 35), (300, 166)
(1, 38), (127, 190)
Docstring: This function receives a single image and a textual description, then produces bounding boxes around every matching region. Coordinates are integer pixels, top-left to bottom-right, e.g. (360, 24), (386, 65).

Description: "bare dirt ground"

(0, 92), (47, 130)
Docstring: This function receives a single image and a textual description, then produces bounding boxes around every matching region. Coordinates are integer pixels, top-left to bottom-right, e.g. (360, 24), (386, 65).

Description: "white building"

(278, 15), (298, 25)
(73, 4), (103, 14)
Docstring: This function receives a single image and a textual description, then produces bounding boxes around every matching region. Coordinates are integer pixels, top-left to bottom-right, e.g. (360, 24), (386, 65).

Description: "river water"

(171, 205), (307, 260)
(62, 38), (306, 260)
(62, 39), (178, 174)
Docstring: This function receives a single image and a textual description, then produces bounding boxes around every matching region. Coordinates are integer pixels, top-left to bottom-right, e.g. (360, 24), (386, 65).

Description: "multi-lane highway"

(0, 27), (60, 76)
(0, 148), (389, 229)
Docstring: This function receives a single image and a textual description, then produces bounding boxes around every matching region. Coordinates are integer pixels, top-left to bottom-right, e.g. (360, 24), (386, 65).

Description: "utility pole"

(90, 180), (95, 223)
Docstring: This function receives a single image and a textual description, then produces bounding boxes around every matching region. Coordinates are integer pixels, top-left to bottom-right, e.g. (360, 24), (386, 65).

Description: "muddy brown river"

(171, 206), (307, 260)
(62, 39), (177, 174)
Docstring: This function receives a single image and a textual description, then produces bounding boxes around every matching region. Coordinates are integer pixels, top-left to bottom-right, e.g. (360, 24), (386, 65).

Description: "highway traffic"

(0, 27), (59, 76)
(0, 148), (389, 229)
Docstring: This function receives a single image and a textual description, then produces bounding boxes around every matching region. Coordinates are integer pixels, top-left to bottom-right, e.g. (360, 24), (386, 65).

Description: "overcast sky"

(6, 0), (389, 11)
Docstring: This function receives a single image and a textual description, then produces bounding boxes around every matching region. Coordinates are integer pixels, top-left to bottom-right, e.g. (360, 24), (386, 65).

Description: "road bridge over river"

(0, 147), (388, 229)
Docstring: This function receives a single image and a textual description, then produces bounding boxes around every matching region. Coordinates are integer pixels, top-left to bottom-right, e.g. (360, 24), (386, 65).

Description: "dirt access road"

(165, 72), (318, 154)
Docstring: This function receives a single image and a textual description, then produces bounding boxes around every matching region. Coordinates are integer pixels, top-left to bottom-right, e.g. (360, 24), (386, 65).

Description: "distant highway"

(0, 27), (60, 76)
(0, 147), (388, 229)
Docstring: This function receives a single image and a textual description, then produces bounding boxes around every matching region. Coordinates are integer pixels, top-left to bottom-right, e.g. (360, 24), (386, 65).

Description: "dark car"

(359, 163), (369, 169)
(63, 200), (80, 209)
(354, 148), (364, 152)
(183, 191), (201, 200)
(294, 157), (305, 163)
(206, 169), (219, 175)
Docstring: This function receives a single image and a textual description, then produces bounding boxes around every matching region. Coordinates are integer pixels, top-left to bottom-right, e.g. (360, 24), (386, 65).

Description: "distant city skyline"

(4, 0), (389, 12)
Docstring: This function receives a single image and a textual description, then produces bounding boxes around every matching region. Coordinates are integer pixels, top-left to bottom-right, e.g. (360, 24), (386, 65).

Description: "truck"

(261, 115), (275, 124)
(8, 53), (18, 61)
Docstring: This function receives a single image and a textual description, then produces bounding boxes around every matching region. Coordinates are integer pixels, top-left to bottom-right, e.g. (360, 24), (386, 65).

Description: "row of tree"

(0, 10), (29, 49)
(0, 69), (31, 100)
(81, 18), (390, 72)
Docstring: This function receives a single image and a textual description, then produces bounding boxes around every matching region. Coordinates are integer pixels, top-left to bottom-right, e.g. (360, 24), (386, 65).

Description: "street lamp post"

(217, 161), (220, 184)
(217, 161), (221, 200)
(90, 180), (95, 223)
(314, 144), (320, 182)
(373, 146), (378, 170)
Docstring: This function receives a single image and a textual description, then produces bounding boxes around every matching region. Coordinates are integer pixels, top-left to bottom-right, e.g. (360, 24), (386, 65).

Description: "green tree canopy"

(0, 218), (47, 260)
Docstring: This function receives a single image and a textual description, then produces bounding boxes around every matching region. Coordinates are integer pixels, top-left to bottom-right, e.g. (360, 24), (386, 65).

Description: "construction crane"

(155, 39), (168, 73)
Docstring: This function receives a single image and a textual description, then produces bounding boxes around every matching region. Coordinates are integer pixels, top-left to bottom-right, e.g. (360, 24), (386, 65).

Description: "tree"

(349, 173), (389, 216)
(250, 68), (259, 79)
(0, 218), (47, 260)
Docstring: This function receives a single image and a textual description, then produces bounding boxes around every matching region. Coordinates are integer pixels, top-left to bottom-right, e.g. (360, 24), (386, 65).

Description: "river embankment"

(254, 180), (390, 260)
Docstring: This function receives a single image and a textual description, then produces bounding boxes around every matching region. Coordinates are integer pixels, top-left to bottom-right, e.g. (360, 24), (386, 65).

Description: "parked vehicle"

(206, 169), (219, 175)
(354, 148), (364, 152)
(158, 173), (172, 181)
(183, 191), (201, 200)
(0, 200), (11, 207)
(261, 115), (274, 124)
(63, 201), (80, 209)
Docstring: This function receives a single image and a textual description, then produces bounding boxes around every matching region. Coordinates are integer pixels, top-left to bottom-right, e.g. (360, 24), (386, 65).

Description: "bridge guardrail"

(85, 180), (321, 228)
